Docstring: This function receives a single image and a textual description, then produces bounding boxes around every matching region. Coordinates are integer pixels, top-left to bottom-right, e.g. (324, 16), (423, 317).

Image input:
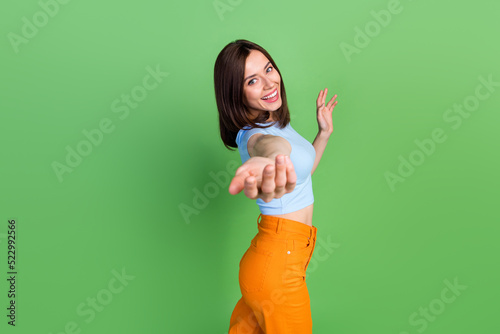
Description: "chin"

(272, 100), (283, 111)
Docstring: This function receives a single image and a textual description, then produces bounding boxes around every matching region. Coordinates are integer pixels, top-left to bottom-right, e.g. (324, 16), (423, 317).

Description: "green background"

(1, 0), (499, 333)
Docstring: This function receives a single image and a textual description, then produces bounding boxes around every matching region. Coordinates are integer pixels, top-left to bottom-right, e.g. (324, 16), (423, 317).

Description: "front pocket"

(239, 242), (273, 293)
(293, 238), (312, 252)
(283, 238), (313, 283)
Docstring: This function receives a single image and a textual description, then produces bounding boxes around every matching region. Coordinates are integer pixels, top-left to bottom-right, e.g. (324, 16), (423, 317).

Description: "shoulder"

(236, 122), (279, 147)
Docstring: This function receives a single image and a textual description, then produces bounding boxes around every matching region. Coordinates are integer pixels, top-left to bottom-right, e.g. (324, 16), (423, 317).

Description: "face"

(242, 50), (282, 121)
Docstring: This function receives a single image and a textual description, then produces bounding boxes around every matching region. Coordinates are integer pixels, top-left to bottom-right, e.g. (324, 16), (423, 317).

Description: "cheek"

(244, 87), (261, 102)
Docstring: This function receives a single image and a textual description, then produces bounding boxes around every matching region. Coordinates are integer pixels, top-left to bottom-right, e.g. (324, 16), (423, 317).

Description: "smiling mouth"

(261, 89), (278, 101)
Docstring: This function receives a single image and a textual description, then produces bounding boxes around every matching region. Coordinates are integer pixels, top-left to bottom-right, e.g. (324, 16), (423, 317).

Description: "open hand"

(228, 154), (297, 202)
(316, 88), (338, 134)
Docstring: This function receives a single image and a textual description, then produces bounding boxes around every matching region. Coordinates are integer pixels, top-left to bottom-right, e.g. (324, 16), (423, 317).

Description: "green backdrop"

(1, 0), (499, 333)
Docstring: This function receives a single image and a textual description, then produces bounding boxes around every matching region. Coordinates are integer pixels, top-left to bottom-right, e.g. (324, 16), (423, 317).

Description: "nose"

(262, 75), (274, 89)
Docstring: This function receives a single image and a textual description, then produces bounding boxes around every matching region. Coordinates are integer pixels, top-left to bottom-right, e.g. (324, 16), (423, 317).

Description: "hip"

(239, 213), (318, 293)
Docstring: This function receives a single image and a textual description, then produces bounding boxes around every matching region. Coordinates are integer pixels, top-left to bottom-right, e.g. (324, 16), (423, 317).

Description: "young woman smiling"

(214, 39), (338, 333)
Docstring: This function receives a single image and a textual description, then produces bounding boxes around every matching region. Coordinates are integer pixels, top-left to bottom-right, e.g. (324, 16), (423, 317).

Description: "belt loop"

(276, 218), (282, 234)
(257, 213), (262, 224)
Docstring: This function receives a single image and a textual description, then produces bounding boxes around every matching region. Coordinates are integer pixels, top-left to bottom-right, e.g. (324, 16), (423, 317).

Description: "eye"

(247, 67), (273, 85)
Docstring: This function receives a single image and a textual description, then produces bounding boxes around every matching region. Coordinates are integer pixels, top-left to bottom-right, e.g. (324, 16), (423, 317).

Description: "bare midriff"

(266, 203), (314, 226)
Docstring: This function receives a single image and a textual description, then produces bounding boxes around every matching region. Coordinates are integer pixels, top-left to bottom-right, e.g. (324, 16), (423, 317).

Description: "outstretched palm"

(229, 155), (297, 203)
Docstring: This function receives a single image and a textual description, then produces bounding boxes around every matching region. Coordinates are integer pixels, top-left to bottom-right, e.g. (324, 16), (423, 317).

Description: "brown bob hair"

(213, 39), (290, 150)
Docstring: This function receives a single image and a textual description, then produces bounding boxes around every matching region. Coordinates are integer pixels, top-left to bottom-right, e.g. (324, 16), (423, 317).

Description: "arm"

(249, 133), (291, 159)
(229, 134), (297, 202)
(311, 88), (338, 175)
(311, 131), (331, 175)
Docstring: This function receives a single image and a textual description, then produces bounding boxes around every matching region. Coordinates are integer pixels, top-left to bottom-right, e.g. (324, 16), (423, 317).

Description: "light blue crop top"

(235, 121), (316, 215)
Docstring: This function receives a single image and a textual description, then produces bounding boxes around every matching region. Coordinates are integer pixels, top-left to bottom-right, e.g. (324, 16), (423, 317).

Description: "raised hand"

(316, 88), (338, 135)
(228, 154), (297, 202)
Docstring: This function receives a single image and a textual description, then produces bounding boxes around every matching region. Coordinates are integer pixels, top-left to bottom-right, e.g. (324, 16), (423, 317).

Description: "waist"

(267, 203), (313, 226)
(257, 212), (316, 239)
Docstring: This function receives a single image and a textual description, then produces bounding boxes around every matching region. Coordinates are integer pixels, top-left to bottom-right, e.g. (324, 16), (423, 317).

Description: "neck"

(250, 111), (275, 123)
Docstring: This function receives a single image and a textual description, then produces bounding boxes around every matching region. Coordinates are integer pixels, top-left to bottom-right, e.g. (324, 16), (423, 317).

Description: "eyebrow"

(244, 62), (271, 82)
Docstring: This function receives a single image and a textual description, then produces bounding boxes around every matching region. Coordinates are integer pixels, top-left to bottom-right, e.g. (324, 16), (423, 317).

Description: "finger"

(260, 164), (275, 203)
(229, 173), (246, 195)
(243, 175), (259, 199)
(316, 89), (324, 107)
(274, 155), (286, 197)
(326, 94), (338, 109)
(284, 155), (297, 193)
(328, 100), (338, 113)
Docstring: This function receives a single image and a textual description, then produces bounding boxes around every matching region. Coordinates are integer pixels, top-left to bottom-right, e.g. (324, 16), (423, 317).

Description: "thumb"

(229, 174), (247, 195)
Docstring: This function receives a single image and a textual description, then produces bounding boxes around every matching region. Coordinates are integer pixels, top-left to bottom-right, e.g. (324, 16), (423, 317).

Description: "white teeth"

(262, 89), (277, 100)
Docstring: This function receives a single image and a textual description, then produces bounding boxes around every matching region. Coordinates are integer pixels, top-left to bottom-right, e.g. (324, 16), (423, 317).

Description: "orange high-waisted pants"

(229, 213), (318, 333)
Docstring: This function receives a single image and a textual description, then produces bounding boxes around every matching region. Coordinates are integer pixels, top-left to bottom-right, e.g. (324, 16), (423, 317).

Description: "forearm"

(251, 135), (292, 160)
(311, 130), (331, 175)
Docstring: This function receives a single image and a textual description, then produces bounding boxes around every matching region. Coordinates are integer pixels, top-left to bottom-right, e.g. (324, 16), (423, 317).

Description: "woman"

(213, 39), (338, 333)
